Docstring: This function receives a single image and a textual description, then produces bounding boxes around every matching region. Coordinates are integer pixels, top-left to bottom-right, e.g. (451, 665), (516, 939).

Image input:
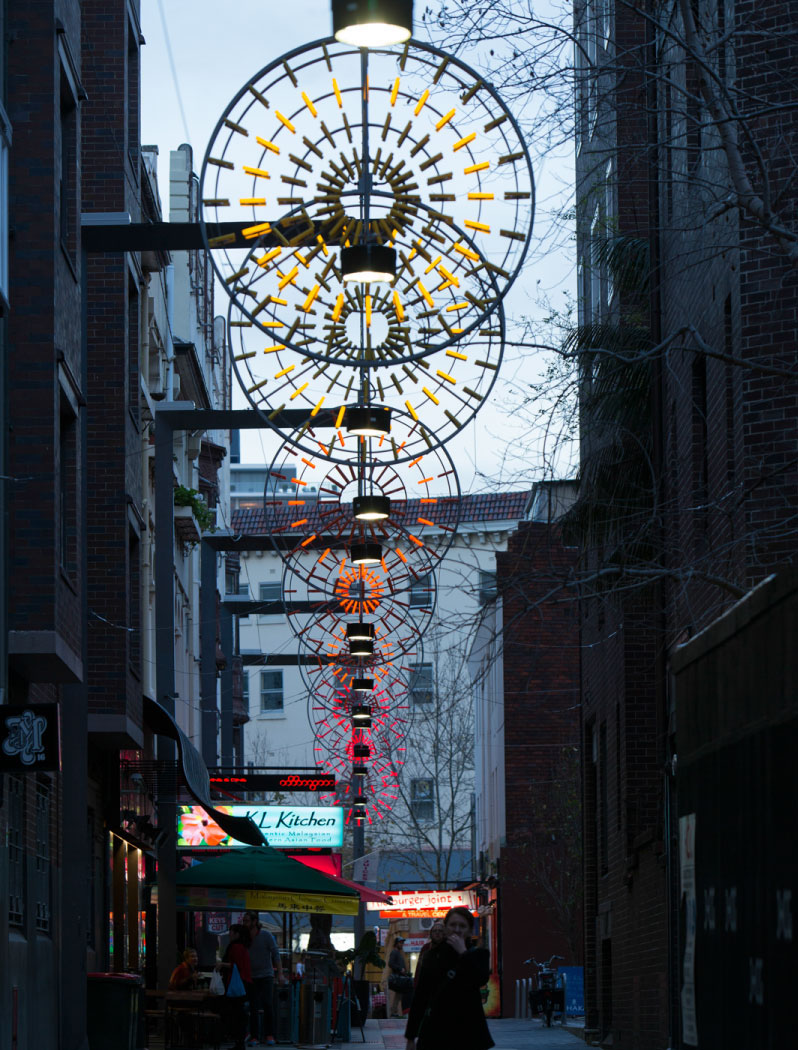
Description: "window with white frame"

(409, 662), (434, 705)
(258, 580), (282, 619)
(409, 572), (432, 608)
(259, 669), (284, 713)
(410, 779), (435, 822)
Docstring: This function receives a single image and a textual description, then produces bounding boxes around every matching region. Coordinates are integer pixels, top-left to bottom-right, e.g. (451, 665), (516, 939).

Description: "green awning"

(175, 845), (360, 897)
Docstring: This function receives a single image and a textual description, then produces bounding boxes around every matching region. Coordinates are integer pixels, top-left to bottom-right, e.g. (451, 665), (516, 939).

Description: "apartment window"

(260, 670), (284, 713)
(0, 102), (9, 307)
(128, 527), (141, 675)
(409, 662), (433, 705)
(599, 722), (608, 876)
(128, 279), (140, 423)
(8, 775), (25, 926)
(409, 573), (432, 608)
(479, 570), (497, 605)
(34, 779), (51, 933)
(126, 18), (140, 164)
(59, 67), (77, 264)
(411, 779), (435, 822)
(692, 355), (709, 549)
(59, 395), (77, 579)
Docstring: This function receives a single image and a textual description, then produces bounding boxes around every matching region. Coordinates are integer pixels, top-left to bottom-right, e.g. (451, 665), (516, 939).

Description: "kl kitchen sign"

(0, 704), (60, 772)
(178, 804), (344, 849)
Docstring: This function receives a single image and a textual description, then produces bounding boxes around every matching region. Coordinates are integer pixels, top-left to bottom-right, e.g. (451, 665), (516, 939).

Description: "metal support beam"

(200, 539), (218, 767)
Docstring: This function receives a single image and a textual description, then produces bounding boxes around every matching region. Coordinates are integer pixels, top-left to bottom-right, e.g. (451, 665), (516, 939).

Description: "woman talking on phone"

(404, 907), (494, 1050)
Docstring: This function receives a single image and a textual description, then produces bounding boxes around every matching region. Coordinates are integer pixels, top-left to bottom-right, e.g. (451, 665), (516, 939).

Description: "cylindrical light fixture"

(347, 622), (374, 642)
(345, 405), (391, 438)
(352, 677), (374, 692)
(352, 763), (368, 779)
(332, 0), (413, 47)
(351, 704), (372, 727)
(349, 638), (374, 657)
(341, 244), (397, 284)
(353, 494), (391, 521)
(353, 743), (370, 759)
(351, 541), (382, 565)
(352, 798), (368, 823)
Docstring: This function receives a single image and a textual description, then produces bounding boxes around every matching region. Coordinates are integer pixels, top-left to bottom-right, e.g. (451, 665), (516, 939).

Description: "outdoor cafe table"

(151, 989), (224, 1048)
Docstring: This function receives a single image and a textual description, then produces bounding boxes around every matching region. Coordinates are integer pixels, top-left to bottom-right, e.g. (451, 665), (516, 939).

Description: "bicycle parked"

(523, 955), (565, 1027)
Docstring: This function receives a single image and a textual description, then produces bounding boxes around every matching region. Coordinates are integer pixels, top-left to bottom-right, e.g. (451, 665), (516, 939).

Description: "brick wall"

(497, 522), (581, 1010)
(82, 0), (144, 730)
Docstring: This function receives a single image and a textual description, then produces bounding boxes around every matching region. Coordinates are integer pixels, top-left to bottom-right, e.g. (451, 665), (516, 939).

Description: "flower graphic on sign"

(178, 806), (229, 847)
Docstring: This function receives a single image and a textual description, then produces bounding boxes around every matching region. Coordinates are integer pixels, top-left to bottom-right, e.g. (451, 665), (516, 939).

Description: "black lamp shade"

(351, 704), (372, 726)
(346, 405), (391, 437)
(353, 494), (390, 521)
(353, 800), (368, 822)
(332, 0), (413, 46)
(353, 743), (370, 758)
(352, 677), (374, 691)
(351, 541), (382, 565)
(347, 622), (375, 642)
(341, 244), (396, 284)
(352, 763), (368, 778)
(350, 638), (374, 657)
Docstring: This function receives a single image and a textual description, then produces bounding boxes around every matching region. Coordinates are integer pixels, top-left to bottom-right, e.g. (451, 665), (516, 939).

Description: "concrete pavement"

(333, 1017), (584, 1050)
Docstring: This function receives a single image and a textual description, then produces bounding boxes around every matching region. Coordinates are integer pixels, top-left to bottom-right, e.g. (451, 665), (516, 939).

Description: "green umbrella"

(176, 845), (359, 895)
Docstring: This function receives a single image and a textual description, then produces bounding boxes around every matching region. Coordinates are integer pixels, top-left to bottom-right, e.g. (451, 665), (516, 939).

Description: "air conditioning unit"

(418, 916), (436, 931)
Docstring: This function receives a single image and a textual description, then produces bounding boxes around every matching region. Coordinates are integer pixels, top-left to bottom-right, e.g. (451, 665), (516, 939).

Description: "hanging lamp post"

(332, 0), (413, 47)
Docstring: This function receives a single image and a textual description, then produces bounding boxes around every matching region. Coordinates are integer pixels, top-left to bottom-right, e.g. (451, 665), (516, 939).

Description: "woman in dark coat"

(404, 907), (494, 1050)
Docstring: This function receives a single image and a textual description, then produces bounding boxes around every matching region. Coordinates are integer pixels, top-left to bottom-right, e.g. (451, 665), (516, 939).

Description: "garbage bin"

(272, 981), (294, 1043)
(87, 972), (143, 1050)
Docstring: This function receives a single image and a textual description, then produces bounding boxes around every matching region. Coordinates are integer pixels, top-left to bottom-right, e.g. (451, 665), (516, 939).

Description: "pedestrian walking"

(242, 910), (286, 1045)
(414, 921), (445, 984)
(217, 924), (252, 1050)
(404, 907), (494, 1050)
(388, 935), (410, 1017)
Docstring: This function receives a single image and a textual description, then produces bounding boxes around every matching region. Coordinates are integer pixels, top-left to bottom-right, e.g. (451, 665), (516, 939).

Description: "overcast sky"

(140, 0), (576, 492)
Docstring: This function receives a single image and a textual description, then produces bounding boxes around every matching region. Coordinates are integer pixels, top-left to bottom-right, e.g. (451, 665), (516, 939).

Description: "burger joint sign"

(367, 889), (476, 917)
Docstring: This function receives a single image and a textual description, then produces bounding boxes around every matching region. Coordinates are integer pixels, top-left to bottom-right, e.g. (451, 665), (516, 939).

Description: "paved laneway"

(335, 1017), (584, 1050)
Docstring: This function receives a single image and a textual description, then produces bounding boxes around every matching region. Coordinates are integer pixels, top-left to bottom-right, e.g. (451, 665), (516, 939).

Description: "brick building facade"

(575, 0), (798, 1045)
(0, 3), (230, 1046)
(471, 482), (582, 1015)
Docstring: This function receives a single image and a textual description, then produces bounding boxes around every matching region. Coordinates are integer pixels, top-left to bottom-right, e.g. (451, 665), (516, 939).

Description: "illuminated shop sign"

(209, 771), (336, 791)
(366, 889), (475, 914)
(177, 804), (344, 849)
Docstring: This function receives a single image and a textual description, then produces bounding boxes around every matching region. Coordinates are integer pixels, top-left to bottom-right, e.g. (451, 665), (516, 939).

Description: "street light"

(349, 637), (374, 657)
(347, 622), (375, 642)
(332, 0), (413, 48)
(345, 405), (391, 438)
(341, 244), (397, 284)
(351, 541), (382, 565)
(353, 494), (391, 521)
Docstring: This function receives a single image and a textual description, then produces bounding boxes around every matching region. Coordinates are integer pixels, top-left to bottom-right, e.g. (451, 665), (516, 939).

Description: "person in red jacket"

(217, 924), (252, 1050)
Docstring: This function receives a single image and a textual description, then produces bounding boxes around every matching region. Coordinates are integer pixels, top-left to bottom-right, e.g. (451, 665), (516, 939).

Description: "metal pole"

(155, 412), (177, 989)
(220, 604), (233, 767)
(353, 821), (365, 963)
(200, 538), (218, 767)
